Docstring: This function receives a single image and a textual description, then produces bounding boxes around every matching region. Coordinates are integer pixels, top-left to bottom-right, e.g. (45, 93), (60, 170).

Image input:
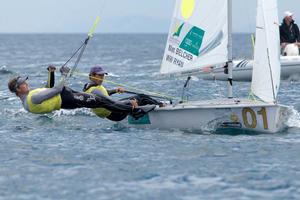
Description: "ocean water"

(1, 34), (300, 200)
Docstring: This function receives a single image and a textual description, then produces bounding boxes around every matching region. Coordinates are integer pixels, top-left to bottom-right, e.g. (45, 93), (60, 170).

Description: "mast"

(227, 0), (233, 98)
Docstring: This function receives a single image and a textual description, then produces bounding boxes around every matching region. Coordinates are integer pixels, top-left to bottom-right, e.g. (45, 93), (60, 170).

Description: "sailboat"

(197, 6), (300, 82)
(121, 0), (290, 133)
(198, 57), (300, 82)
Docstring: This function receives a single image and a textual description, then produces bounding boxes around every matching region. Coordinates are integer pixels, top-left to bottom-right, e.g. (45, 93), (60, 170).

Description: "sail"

(160, 0), (229, 74)
(251, 0), (281, 103)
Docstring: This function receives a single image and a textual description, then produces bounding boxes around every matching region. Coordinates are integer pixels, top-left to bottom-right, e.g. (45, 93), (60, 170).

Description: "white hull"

(118, 0), (291, 134)
(199, 56), (300, 81)
(120, 99), (290, 133)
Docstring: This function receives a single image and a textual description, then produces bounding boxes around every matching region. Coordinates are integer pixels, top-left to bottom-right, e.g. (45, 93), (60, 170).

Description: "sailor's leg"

(60, 87), (154, 119)
(106, 112), (128, 122)
(60, 87), (100, 109)
(60, 87), (134, 112)
(60, 87), (82, 109)
(119, 94), (161, 106)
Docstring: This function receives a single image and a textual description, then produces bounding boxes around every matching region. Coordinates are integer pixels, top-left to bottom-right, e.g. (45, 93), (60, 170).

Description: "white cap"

(284, 11), (293, 17)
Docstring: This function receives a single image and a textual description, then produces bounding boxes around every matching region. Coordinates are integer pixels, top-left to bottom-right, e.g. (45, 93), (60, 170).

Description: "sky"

(0, 0), (300, 33)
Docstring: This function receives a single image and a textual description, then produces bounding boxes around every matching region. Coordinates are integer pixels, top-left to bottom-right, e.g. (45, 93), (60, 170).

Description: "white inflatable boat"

(199, 56), (300, 81)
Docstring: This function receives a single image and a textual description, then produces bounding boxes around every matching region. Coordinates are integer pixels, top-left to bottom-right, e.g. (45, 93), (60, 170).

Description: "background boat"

(199, 56), (300, 81)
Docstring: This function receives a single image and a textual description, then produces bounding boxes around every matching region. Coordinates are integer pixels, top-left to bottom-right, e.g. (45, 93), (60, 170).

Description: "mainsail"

(251, 0), (281, 103)
(160, 0), (229, 74)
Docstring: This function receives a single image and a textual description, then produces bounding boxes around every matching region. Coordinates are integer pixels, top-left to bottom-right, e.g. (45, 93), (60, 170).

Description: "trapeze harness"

(83, 83), (131, 121)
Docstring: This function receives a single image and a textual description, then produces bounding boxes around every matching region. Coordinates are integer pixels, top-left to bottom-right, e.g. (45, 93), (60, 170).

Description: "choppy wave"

(111, 175), (224, 190)
(0, 107), (95, 119)
(1, 34), (300, 200)
(1, 108), (28, 117)
(285, 107), (300, 128)
(52, 108), (95, 117)
(0, 65), (13, 74)
(115, 59), (133, 66)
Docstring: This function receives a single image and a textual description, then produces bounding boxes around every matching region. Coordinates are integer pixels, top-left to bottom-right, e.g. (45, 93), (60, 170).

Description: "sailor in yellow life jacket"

(83, 66), (163, 121)
(8, 65), (154, 119)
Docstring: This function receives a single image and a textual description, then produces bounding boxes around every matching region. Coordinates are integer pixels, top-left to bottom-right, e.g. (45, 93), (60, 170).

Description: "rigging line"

(73, 72), (180, 100)
(248, 92), (258, 102)
(61, 16), (101, 84)
(68, 38), (89, 78)
(251, 34), (256, 53)
(205, 66), (226, 97)
(213, 74), (223, 98)
(168, 65), (226, 78)
(158, 65), (228, 99)
(181, 76), (191, 102)
(267, 47), (277, 103)
(62, 0), (106, 70)
(123, 90), (173, 101)
(74, 16), (100, 75)
(103, 79), (175, 99)
(62, 0), (107, 81)
(61, 41), (86, 69)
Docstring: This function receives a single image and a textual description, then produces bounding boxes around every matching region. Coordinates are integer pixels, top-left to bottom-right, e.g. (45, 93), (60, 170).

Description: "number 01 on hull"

(125, 99), (290, 133)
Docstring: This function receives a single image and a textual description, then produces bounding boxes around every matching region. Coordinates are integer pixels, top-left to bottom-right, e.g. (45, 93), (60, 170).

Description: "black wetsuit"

(60, 86), (138, 114)
(83, 83), (161, 121)
(20, 70), (150, 119)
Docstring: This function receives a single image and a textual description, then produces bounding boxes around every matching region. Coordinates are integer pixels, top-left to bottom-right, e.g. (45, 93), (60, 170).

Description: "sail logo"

(179, 26), (205, 56)
(173, 23), (185, 37)
(181, 0), (195, 19)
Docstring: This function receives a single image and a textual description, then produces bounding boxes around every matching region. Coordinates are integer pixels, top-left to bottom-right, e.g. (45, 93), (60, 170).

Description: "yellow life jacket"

(85, 85), (111, 118)
(27, 88), (62, 114)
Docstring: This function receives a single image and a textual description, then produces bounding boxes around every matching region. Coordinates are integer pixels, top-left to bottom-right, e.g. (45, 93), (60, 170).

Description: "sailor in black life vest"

(83, 66), (163, 121)
(280, 11), (300, 55)
(7, 65), (154, 120)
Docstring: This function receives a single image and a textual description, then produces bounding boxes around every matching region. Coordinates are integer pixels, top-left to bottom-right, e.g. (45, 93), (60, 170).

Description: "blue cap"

(16, 76), (28, 85)
(89, 66), (108, 75)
